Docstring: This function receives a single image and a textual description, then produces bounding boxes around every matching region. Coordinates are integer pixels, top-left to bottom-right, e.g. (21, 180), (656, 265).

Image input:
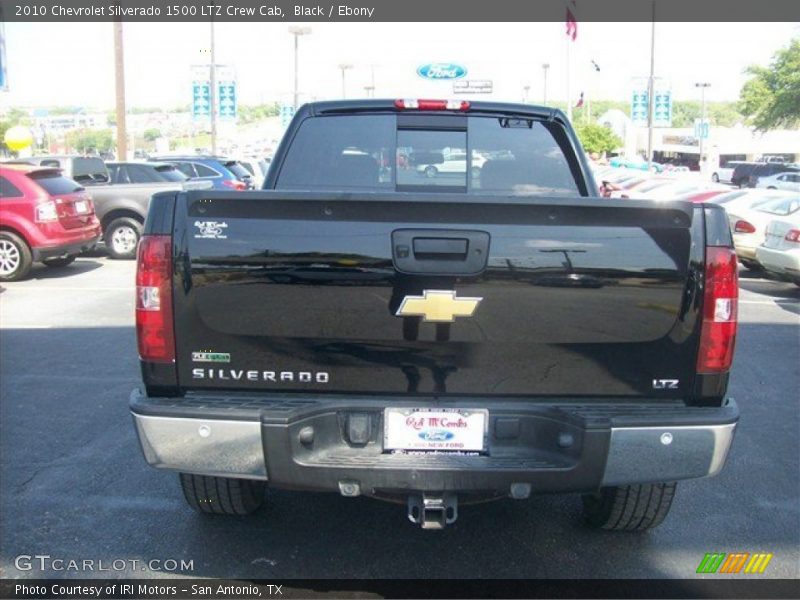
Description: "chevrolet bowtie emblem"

(396, 290), (482, 323)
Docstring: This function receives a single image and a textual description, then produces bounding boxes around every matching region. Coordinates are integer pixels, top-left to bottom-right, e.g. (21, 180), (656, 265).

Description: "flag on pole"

(566, 0), (578, 41)
(575, 92), (584, 108)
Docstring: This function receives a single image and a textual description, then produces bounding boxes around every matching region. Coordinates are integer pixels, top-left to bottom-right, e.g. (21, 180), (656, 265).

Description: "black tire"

(711, 173), (719, 183)
(582, 482), (677, 531)
(104, 217), (142, 260)
(767, 186), (777, 190)
(179, 473), (265, 515)
(0, 231), (33, 282)
(42, 255), (77, 268)
(424, 165), (438, 178)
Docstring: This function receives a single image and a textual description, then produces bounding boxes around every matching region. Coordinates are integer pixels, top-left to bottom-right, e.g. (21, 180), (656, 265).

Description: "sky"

(1, 21), (798, 110)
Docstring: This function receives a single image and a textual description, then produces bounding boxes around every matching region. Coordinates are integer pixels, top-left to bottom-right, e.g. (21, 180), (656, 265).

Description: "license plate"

(74, 200), (88, 214)
(384, 408), (487, 452)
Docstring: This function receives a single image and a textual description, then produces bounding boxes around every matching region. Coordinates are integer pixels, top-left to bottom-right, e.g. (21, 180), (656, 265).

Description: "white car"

(727, 195), (800, 270)
(756, 214), (800, 286)
(237, 157), (270, 187)
(417, 153), (487, 178)
(708, 189), (796, 216)
(711, 161), (745, 184)
(755, 172), (800, 192)
(628, 180), (726, 201)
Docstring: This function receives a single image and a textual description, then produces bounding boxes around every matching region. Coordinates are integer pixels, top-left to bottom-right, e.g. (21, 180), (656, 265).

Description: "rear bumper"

(130, 390), (738, 494)
(32, 234), (101, 262)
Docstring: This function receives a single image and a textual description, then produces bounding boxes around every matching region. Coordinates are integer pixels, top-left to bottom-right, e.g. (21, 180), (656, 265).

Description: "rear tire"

(179, 473), (266, 515)
(740, 259), (762, 271)
(0, 231), (33, 282)
(42, 255), (77, 268)
(711, 173), (719, 183)
(582, 482), (677, 531)
(424, 165), (438, 178)
(105, 217), (142, 260)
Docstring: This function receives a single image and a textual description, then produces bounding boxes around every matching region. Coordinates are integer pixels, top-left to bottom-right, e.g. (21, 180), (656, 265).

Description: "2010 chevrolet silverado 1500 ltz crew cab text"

(130, 100), (739, 530)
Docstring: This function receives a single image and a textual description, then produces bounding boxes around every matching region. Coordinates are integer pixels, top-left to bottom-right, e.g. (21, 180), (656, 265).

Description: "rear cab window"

(72, 157), (109, 184)
(275, 113), (583, 196)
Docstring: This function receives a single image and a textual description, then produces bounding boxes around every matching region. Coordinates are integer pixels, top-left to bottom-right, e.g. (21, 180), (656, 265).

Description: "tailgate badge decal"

(396, 290), (482, 323)
(192, 351), (231, 363)
(194, 220), (228, 239)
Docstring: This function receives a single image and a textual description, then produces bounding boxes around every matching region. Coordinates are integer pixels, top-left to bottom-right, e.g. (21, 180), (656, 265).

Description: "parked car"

(609, 156), (664, 173)
(755, 171), (800, 192)
(106, 161), (203, 186)
(711, 160), (745, 184)
(708, 189), (797, 216)
(727, 195), (800, 270)
(237, 158), (271, 188)
(675, 189), (731, 203)
(756, 214), (800, 286)
(23, 155), (215, 259)
(149, 156), (254, 190)
(730, 162), (761, 188)
(747, 163), (800, 188)
(0, 165), (101, 281)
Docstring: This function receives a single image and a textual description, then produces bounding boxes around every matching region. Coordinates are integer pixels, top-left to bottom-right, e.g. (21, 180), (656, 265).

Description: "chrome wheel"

(111, 225), (138, 255)
(0, 239), (21, 277)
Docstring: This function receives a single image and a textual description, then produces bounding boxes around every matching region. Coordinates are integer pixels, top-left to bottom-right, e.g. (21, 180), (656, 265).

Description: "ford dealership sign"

(417, 63), (467, 80)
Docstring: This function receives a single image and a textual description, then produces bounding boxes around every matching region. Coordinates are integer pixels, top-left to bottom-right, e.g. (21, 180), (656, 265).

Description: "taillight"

(35, 200), (58, 222)
(394, 99), (470, 111)
(785, 229), (800, 243)
(136, 235), (175, 363)
(222, 179), (247, 191)
(734, 220), (756, 234)
(697, 246), (738, 373)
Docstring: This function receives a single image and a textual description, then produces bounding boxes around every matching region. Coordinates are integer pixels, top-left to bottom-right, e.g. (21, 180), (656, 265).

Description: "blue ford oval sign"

(417, 63), (468, 80)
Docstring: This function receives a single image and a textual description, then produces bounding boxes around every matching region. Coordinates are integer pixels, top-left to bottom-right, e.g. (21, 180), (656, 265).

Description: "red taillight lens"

(223, 179), (247, 191)
(697, 246), (738, 373)
(734, 220), (756, 234)
(394, 99), (470, 111)
(784, 229), (800, 243)
(136, 235), (175, 363)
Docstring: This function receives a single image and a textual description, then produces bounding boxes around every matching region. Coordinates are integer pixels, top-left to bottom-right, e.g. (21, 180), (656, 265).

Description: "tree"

(739, 39), (800, 131)
(143, 128), (162, 142)
(574, 122), (622, 154)
(65, 129), (114, 154)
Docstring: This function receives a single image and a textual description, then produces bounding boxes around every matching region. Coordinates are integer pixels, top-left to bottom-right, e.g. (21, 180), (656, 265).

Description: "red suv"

(0, 165), (102, 281)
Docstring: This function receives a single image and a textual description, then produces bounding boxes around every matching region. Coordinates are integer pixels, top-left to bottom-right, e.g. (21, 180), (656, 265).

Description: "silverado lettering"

(130, 100), (739, 531)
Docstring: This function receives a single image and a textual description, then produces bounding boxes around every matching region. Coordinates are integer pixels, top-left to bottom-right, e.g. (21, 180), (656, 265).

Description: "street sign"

(218, 81), (237, 120)
(280, 105), (295, 128)
(653, 90), (672, 127)
(631, 90), (648, 125)
(192, 82), (211, 119)
(694, 118), (710, 140)
(453, 80), (493, 94)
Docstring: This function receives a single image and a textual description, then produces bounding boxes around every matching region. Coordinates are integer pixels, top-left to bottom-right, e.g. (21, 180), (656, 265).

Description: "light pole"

(695, 82), (711, 174)
(646, 0), (656, 170)
(209, 20), (217, 155)
(113, 22), (127, 161)
(338, 63), (353, 98)
(289, 26), (312, 110)
(542, 63), (550, 105)
(523, 85), (530, 103)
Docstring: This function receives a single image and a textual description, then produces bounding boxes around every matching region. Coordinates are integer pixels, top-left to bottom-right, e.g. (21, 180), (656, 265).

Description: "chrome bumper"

(131, 400), (737, 489)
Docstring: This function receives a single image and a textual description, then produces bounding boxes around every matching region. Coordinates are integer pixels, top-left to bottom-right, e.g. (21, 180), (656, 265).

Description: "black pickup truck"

(130, 100), (739, 530)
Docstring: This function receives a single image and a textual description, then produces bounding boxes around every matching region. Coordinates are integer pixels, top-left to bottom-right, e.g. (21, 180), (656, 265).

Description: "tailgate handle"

(392, 229), (490, 275)
(413, 237), (468, 260)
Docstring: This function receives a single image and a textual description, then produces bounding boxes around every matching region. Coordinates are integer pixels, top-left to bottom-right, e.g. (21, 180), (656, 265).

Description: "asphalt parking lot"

(0, 256), (798, 580)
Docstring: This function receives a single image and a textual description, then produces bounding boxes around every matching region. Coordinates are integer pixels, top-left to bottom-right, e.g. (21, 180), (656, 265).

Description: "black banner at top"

(2, 0), (800, 22)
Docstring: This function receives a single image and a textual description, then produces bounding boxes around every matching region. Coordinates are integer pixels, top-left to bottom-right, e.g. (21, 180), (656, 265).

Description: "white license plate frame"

(74, 200), (88, 214)
(383, 407), (488, 452)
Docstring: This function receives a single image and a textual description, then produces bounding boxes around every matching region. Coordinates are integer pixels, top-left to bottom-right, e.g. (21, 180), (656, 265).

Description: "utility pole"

(289, 26), (312, 110)
(696, 82), (711, 174)
(646, 0), (656, 169)
(339, 64), (353, 98)
(523, 85), (530, 103)
(113, 22), (127, 161)
(542, 63), (550, 105)
(209, 20), (217, 155)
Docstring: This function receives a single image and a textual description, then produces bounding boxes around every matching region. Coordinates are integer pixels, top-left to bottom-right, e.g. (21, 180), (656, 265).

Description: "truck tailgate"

(173, 192), (701, 398)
